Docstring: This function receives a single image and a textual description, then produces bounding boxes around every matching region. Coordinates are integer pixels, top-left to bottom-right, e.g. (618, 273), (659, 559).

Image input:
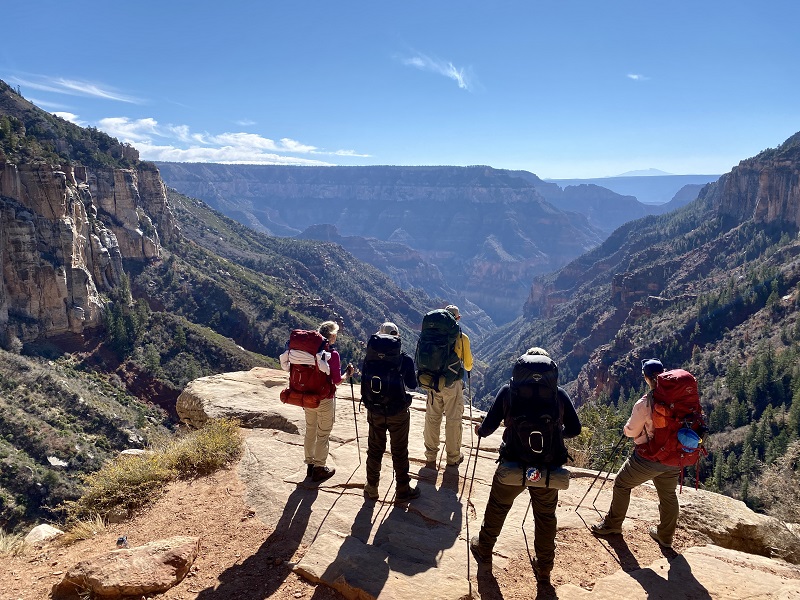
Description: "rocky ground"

(5, 367), (800, 600)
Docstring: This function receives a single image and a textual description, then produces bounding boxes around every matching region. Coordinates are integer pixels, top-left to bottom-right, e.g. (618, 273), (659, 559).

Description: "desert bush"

(162, 418), (244, 478)
(63, 419), (243, 522)
(752, 439), (800, 523)
(0, 528), (25, 556)
(59, 514), (107, 546)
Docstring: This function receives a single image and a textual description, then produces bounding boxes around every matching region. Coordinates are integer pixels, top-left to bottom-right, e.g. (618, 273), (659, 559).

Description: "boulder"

(24, 523), (64, 545)
(52, 535), (199, 599)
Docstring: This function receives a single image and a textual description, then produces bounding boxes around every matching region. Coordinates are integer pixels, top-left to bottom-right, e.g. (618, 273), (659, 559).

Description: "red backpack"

(280, 330), (335, 409)
(638, 369), (708, 488)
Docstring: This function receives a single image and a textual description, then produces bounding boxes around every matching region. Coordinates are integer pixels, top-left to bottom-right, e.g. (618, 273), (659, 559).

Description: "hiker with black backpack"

(417, 305), (473, 469)
(591, 358), (706, 548)
(360, 322), (420, 503)
(280, 320), (354, 483)
(470, 348), (580, 583)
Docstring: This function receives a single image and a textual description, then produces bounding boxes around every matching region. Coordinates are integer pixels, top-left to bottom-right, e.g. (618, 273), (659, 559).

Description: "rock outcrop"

(0, 159), (178, 341)
(176, 367), (800, 599)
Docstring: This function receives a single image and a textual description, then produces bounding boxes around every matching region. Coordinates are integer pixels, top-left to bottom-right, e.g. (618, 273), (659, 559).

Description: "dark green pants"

(476, 469), (559, 570)
(366, 408), (411, 492)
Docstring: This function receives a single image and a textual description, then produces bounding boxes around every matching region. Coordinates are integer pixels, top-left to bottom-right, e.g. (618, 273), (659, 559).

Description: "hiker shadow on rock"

(318, 467), (463, 598)
(195, 485), (319, 600)
(376, 466), (463, 574)
(625, 549), (711, 599)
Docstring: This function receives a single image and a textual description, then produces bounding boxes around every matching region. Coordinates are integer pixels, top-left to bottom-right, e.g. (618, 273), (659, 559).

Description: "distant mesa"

(613, 168), (674, 177)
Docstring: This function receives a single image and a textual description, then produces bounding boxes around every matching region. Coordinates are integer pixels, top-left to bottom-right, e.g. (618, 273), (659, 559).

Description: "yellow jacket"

(455, 331), (473, 372)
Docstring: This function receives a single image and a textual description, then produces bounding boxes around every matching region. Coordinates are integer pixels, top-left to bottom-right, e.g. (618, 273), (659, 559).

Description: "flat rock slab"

(181, 368), (800, 600)
(557, 545), (800, 599)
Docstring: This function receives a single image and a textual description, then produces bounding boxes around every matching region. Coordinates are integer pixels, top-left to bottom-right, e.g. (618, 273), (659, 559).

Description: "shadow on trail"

(195, 485), (318, 600)
(317, 465), (463, 598)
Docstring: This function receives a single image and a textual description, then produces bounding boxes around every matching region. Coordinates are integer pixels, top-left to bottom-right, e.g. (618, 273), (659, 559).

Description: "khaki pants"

(423, 380), (464, 465)
(475, 470), (559, 571)
(304, 397), (336, 467)
(604, 451), (680, 544)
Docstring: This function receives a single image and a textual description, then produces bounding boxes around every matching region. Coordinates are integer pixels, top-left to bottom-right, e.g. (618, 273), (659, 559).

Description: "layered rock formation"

(0, 159), (178, 341)
(157, 163), (606, 324)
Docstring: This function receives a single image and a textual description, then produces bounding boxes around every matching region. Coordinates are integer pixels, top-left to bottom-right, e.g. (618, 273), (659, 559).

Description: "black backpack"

(415, 309), (462, 392)
(361, 334), (406, 411)
(504, 354), (568, 468)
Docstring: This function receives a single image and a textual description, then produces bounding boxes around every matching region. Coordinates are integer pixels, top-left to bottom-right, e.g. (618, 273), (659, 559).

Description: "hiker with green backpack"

(416, 305), (473, 469)
(592, 359), (707, 548)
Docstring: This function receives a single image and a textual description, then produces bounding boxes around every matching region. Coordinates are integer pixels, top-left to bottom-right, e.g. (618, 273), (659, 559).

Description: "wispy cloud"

(9, 75), (143, 103)
(92, 117), (369, 165)
(235, 119), (256, 126)
(53, 112), (84, 126)
(400, 52), (476, 91)
(627, 73), (649, 81)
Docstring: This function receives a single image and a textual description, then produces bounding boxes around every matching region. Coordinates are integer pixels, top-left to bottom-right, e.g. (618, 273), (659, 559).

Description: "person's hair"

(318, 320), (339, 338)
(525, 347), (550, 357)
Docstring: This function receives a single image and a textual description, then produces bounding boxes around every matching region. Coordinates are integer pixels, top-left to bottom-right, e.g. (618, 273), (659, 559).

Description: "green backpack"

(415, 309), (462, 392)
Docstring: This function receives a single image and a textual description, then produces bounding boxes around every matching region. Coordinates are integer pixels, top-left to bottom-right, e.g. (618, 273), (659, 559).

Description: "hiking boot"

(311, 466), (336, 483)
(364, 483), (379, 500)
(395, 486), (420, 503)
(470, 535), (492, 565)
(533, 559), (552, 583)
(447, 454), (464, 467)
(591, 520), (622, 536)
(306, 464), (313, 478)
(648, 527), (673, 548)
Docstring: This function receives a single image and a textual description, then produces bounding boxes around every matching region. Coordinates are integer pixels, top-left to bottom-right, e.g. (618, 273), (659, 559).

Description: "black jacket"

(365, 352), (417, 416)
(477, 384), (581, 462)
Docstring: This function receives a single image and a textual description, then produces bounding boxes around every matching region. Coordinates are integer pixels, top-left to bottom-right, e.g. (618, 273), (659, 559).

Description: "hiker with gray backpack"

(416, 305), (473, 469)
(470, 347), (581, 583)
(360, 322), (420, 503)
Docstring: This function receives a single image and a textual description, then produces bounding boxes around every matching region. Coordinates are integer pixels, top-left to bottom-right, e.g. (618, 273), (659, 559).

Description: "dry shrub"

(753, 439), (800, 523)
(163, 418), (244, 478)
(63, 419), (243, 522)
(59, 514), (107, 546)
(0, 529), (25, 556)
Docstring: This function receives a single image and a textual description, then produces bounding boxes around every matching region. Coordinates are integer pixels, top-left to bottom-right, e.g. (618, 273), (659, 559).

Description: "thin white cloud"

(332, 149), (372, 158)
(10, 75), (143, 103)
(134, 141), (334, 166)
(400, 52), (475, 91)
(627, 73), (649, 81)
(92, 117), (367, 165)
(53, 112), (84, 125)
(28, 98), (71, 111)
(98, 117), (161, 143)
(235, 119), (256, 126)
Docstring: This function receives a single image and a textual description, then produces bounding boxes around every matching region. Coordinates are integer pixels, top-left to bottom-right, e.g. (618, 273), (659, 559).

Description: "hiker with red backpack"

(280, 320), (354, 483)
(592, 358), (706, 548)
(470, 348), (581, 583)
(361, 322), (420, 503)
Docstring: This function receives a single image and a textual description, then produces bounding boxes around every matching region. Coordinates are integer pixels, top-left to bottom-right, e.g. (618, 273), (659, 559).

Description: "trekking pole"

(576, 433), (627, 511)
(465, 435), (481, 596)
(467, 371), (474, 453)
(350, 377), (361, 464)
(591, 437), (629, 509)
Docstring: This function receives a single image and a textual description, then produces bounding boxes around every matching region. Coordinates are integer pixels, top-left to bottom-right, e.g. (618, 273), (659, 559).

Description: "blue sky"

(3, 1), (799, 178)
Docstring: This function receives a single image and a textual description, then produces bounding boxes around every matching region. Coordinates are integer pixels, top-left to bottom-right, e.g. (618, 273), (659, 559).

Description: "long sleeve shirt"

(625, 393), (654, 446)
(477, 384), (581, 457)
(455, 331), (473, 372)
